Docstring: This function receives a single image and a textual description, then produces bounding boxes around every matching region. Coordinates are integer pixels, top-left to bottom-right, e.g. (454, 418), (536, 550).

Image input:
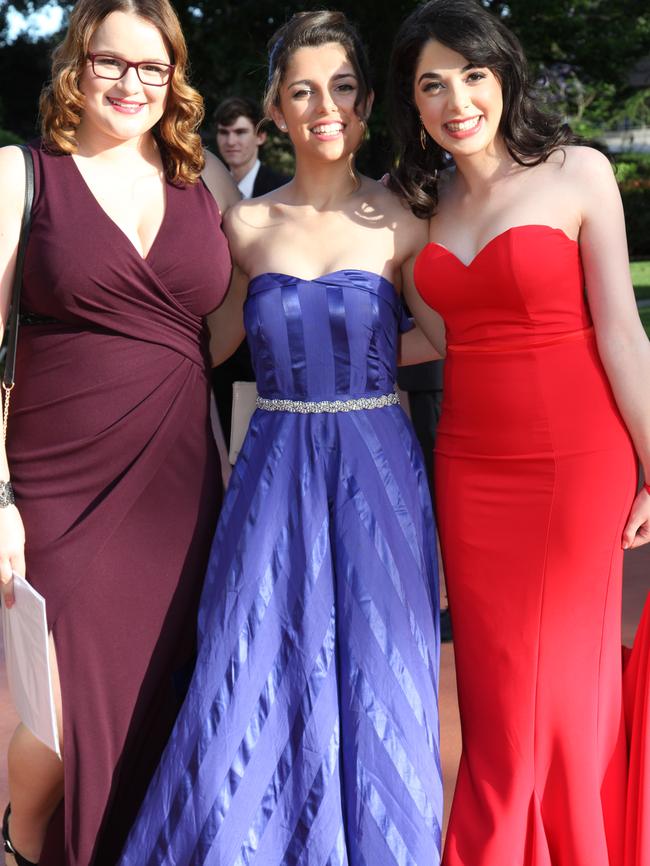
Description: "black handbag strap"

(3, 144), (35, 391)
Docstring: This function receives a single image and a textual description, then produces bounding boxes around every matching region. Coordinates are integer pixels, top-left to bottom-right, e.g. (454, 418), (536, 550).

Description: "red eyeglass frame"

(87, 53), (175, 86)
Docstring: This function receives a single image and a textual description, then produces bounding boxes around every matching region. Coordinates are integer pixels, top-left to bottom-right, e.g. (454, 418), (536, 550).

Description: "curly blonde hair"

(39, 0), (205, 184)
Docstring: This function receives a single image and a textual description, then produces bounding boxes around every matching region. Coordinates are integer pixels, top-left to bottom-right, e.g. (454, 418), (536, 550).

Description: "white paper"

(1, 572), (61, 757)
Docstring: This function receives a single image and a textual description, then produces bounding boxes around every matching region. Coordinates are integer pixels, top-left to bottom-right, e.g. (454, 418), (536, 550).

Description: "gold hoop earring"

(420, 123), (427, 151)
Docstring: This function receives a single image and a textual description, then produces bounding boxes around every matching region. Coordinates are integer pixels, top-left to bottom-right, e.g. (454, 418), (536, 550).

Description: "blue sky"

(5, 1), (64, 40)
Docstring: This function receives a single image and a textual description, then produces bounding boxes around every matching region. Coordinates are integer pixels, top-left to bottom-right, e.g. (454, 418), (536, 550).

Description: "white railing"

(596, 127), (650, 153)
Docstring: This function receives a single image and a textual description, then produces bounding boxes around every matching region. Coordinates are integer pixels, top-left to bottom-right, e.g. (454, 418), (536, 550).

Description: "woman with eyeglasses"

(0, 0), (237, 863)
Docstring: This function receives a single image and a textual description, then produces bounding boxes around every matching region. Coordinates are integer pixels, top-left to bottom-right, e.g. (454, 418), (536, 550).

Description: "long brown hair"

(39, 0), (205, 184)
(388, 0), (583, 218)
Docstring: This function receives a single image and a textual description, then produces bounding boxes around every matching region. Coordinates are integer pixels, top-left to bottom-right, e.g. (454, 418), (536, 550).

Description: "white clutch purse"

(229, 381), (258, 464)
(1, 573), (61, 757)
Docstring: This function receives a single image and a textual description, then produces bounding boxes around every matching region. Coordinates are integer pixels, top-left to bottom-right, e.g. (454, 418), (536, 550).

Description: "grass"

(640, 307), (650, 339)
(631, 260), (650, 338)
(631, 260), (650, 301)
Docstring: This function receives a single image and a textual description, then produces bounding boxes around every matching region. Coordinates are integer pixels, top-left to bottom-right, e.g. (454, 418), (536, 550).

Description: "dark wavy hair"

(263, 10), (372, 121)
(40, 0), (205, 185)
(388, 0), (583, 218)
(214, 95), (263, 130)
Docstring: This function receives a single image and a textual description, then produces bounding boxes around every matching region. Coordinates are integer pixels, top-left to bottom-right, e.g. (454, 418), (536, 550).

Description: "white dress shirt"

(237, 159), (261, 200)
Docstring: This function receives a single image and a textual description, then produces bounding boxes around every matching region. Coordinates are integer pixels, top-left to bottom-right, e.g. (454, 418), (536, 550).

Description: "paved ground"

(0, 544), (647, 841)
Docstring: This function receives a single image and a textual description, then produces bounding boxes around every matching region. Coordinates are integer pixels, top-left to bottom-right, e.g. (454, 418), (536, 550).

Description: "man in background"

(215, 96), (288, 200)
(212, 97), (289, 444)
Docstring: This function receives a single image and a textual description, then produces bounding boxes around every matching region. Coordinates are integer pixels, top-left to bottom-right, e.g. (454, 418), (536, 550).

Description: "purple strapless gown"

(119, 270), (443, 865)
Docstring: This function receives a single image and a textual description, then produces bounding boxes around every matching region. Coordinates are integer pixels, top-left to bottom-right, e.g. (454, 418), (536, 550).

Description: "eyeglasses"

(88, 53), (174, 86)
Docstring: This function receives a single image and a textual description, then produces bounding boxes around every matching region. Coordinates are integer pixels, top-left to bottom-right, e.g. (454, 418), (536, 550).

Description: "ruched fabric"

(415, 224), (647, 866)
(7, 143), (230, 865)
(119, 270), (443, 866)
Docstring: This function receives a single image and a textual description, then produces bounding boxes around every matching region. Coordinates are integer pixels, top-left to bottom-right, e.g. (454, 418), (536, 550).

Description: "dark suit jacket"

(212, 161), (290, 444)
(252, 162), (290, 197)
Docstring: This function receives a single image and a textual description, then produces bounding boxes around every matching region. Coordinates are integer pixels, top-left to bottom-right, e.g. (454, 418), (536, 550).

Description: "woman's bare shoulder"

(201, 150), (240, 213)
(224, 192), (282, 234)
(549, 144), (614, 180)
(363, 178), (428, 226)
(0, 146), (29, 225)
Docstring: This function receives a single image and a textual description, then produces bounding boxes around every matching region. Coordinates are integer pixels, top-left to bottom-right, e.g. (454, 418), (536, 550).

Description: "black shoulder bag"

(2, 145), (35, 442)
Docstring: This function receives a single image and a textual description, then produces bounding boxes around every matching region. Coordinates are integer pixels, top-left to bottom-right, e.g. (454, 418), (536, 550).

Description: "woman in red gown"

(388, 1), (650, 864)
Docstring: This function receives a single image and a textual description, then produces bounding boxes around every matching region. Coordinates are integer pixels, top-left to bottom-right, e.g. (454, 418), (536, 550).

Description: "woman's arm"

(400, 252), (446, 362)
(575, 146), (650, 548)
(0, 145), (29, 601)
(206, 263), (248, 367)
(399, 322), (445, 365)
(201, 153), (246, 365)
(201, 149), (241, 214)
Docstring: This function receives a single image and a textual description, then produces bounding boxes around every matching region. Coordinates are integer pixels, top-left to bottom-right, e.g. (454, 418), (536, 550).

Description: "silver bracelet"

(0, 481), (15, 508)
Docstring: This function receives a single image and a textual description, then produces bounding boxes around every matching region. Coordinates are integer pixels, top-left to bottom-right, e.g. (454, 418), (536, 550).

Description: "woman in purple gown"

(0, 0), (237, 863)
(120, 11), (444, 866)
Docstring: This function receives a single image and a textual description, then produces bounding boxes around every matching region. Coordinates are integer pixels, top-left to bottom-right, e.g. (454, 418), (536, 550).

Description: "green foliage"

(616, 161), (643, 184)
(630, 261), (650, 300)
(484, 1), (650, 134)
(0, 127), (22, 145)
(611, 89), (650, 128)
(0, 0), (649, 169)
(615, 153), (650, 184)
(619, 152), (650, 171)
(621, 183), (650, 257)
(0, 32), (58, 139)
(486, 0), (650, 90)
(639, 307), (650, 340)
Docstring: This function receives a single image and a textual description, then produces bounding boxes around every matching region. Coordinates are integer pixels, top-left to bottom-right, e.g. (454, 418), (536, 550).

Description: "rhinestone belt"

(256, 392), (400, 414)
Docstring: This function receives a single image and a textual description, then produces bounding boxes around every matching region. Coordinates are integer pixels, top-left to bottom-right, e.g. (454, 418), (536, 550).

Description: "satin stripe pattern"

(119, 270), (442, 865)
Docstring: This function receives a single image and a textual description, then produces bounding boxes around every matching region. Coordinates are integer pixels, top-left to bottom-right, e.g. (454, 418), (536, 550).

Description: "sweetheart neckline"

(248, 269), (396, 291)
(420, 224), (578, 269)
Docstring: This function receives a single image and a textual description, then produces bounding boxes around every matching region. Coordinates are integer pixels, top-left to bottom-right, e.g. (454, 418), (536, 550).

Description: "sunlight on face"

(78, 11), (171, 146)
(413, 39), (502, 159)
(273, 42), (369, 162)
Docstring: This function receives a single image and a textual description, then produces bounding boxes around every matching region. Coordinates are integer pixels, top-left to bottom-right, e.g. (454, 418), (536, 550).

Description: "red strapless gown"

(414, 225), (649, 866)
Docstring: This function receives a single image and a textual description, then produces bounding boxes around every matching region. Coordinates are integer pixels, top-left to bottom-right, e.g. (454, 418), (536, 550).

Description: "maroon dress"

(6, 143), (231, 865)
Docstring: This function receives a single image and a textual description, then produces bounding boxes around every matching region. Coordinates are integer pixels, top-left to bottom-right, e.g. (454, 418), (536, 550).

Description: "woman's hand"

(622, 487), (650, 550)
(0, 504), (26, 607)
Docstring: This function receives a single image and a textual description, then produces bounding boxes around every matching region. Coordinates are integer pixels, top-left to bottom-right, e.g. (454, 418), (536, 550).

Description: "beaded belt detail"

(256, 392), (400, 414)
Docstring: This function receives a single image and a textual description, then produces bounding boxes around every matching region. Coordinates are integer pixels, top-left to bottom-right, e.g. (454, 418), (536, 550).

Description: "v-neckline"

(69, 154), (169, 261)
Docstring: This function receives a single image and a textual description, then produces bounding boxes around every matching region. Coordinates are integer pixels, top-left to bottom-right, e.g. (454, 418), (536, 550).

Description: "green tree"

(1, 0), (649, 162)
(486, 0), (650, 132)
